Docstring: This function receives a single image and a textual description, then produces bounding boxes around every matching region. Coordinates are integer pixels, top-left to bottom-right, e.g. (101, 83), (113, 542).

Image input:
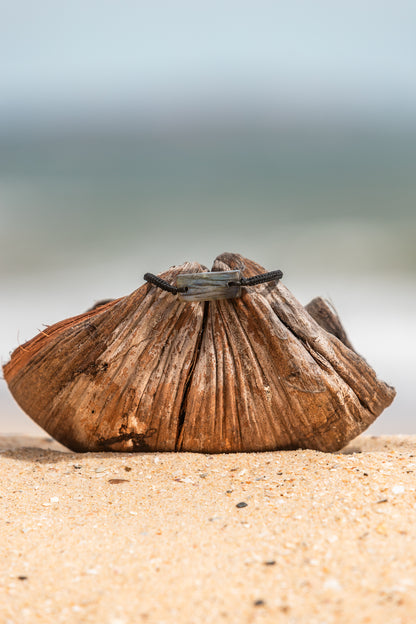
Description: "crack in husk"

(175, 300), (209, 450)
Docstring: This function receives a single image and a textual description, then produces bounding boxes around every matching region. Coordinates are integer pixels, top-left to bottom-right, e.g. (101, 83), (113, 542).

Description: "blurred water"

(1, 123), (415, 435)
(1, 124), (415, 278)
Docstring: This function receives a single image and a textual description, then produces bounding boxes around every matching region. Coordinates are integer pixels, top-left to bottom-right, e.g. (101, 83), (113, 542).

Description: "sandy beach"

(1, 435), (416, 624)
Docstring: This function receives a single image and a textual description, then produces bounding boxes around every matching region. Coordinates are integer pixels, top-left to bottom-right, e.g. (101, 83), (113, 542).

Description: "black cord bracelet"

(144, 269), (283, 302)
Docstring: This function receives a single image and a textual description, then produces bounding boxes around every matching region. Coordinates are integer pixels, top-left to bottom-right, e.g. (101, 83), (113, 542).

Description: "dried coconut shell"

(3, 253), (395, 452)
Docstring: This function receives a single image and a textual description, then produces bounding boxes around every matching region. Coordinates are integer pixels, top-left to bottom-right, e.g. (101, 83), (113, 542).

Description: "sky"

(1, 0), (416, 126)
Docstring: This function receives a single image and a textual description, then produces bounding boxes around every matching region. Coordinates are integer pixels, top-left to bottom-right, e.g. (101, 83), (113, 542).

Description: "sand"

(1, 435), (416, 624)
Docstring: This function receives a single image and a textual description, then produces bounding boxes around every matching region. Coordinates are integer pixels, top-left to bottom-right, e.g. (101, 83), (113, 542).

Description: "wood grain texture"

(4, 262), (205, 451)
(3, 253), (396, 452)
(187, 253), (395, 452)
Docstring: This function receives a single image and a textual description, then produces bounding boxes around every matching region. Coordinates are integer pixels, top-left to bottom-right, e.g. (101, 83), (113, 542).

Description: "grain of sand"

(1, 435), (416, 624)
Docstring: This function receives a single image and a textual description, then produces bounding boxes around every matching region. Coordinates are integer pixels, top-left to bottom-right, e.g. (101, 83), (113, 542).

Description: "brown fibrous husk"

(3, 252), (395, 453)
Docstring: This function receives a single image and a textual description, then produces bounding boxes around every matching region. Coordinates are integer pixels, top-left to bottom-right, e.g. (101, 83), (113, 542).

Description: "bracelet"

(143, 269), (283, 302)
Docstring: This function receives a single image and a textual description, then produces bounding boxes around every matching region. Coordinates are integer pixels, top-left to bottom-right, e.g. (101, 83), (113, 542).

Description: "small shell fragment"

(176, 270), (241, 302)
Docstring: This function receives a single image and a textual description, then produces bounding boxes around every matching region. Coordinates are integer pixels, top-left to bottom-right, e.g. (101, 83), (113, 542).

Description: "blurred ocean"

(1, 121), (415, 435)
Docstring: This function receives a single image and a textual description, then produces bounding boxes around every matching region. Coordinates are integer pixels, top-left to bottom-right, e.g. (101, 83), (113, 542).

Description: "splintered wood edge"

(305, 297), (355, 351)
(3, 298), (124, 381)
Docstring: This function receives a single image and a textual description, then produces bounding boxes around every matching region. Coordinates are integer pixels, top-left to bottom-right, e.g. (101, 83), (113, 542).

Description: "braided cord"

(144, 273), (182, 294)
(240, 270), (283, 287)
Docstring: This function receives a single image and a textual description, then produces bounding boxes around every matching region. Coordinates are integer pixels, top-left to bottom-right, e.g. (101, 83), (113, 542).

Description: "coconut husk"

(3, 253), (395, 452)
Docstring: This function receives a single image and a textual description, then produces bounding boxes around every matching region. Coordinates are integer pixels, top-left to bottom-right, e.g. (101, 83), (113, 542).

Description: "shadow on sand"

(1, 434), (415, 465)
